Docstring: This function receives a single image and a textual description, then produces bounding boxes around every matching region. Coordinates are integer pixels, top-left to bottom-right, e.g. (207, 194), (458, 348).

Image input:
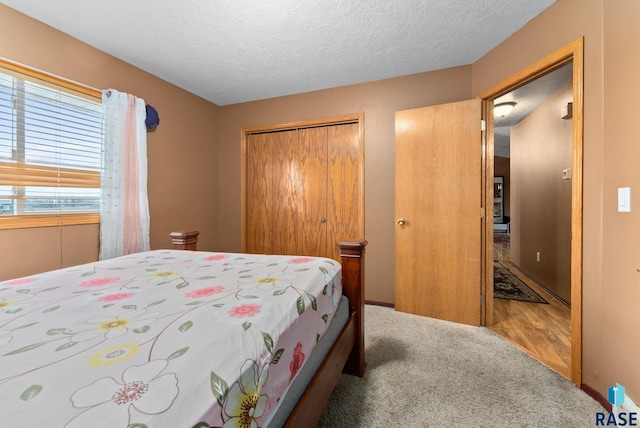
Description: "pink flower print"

(289, 342), (306, 381)
(98, 292), (134, 303)
(204, 254), (229, 261)
(80, 277), (121, 288)
(288, 257), (314, 264)
(185, 286), (224, 298)
(228, 304), (261, 318)
(3, 277), (38, 286)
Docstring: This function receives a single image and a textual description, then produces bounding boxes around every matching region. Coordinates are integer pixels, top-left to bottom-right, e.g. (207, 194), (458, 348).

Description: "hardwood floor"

(488, 234), (571, 379)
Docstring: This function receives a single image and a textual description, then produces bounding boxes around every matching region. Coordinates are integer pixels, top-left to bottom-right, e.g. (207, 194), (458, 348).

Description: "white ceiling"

(494, 62), (573, 157)
(1, 0), (556, 106)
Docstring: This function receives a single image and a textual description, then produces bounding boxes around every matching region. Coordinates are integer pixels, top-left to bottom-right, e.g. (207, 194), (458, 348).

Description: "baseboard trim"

(582, 383), (610, 411)
(365, 300), (394, 308)
(505, 260), (571, 308)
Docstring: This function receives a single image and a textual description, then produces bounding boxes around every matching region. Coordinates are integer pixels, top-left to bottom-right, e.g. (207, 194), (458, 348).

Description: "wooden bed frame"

(170, 231), (367, 427)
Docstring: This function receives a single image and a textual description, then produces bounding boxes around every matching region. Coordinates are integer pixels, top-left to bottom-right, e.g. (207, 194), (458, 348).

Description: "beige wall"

(601, 0), (640, 403)
(0, 5), (220, 280)
(0, 225), (99, 279)
(217, 67), (472, 303)
(510, 81), (573, 303)
(473, 0), (639, 403)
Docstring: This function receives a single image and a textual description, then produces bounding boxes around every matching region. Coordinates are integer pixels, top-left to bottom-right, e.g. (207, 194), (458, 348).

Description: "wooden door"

(395, 99), (483, 326)
(246, 128), (327, 256)
(245, 131), (283, 255)
(295, 127), (329, 256)
(326, 123), (362, 261)
(244, 119), (363, 261)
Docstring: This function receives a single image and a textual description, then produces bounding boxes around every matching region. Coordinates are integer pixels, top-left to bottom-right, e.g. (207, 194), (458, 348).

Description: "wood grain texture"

(295, 127), (329, 256)
(243, 117), (363, 262)
(246, 128), (327, 256)
(245, 132), (286, 254)
(482, 101), (494, 326)
(169, 230), (200, 251)
(326, 123), (364, 261)
(338, 239), (367, 376)
(395, 99), (482, 326)
(569, 39), (584, 388)
(489, 238), (571, 379)
(264, 127), (328, 256)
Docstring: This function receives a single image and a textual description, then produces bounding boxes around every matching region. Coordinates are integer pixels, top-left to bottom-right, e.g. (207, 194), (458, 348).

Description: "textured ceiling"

(494, 62), (573, 157)
(0, 0), (555, 106)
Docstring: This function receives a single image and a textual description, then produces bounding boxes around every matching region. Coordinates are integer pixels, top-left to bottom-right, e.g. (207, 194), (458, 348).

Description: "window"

(0, 59), (102, 229)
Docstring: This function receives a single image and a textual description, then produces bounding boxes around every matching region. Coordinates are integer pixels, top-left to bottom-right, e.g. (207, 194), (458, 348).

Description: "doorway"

(490, 62), (573, 379)
(480, 38), (584, 386)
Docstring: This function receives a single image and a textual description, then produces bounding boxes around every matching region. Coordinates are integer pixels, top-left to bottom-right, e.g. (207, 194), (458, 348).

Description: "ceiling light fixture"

(494, 102), (516, 117)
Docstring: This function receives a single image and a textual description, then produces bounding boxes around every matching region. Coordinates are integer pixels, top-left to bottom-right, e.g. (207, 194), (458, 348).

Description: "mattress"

(0, 249), (343, 427)
(264, 295), (349, 427)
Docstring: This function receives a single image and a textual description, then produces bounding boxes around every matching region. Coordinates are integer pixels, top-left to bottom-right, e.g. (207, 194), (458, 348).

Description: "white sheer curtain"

(100, 89), (150, 260)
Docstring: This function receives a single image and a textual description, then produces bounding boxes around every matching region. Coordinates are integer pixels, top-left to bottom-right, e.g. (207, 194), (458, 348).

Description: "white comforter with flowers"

(0, 249), (342, 428)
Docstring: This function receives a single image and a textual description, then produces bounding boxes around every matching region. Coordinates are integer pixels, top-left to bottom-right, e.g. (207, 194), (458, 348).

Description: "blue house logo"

(609, 384), (626, 408)
(596, 383), (638, 426)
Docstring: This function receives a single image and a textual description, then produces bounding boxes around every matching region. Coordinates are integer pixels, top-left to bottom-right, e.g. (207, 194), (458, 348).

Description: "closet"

(241, 115), (364, 262)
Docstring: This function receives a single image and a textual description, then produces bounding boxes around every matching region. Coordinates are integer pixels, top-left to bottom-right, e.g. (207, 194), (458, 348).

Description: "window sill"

(0, 213), (99, 230)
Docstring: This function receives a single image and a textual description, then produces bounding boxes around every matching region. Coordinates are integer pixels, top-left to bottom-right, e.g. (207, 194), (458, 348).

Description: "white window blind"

(0, 63), (102, 225)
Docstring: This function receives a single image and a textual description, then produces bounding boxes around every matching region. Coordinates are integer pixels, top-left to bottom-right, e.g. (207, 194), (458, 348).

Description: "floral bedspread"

(0, 250), (342, 428)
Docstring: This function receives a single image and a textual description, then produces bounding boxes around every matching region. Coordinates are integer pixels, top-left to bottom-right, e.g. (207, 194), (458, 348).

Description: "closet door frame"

(240, 113), (365, 254)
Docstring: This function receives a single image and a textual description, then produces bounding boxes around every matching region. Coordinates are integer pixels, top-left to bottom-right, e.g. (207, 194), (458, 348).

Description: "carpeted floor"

(318, 305), (603, 427)
(493, 261), (547, 304)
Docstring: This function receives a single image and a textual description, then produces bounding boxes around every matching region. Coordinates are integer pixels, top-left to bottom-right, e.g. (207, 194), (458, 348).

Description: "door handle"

(397, 218), (406, 225)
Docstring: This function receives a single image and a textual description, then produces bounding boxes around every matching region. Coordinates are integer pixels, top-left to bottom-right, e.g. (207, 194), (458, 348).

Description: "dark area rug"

(494, 261), (547, 304)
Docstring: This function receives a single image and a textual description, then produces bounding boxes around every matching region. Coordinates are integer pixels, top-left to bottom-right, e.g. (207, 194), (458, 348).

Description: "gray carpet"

(319, 305), (603, 427)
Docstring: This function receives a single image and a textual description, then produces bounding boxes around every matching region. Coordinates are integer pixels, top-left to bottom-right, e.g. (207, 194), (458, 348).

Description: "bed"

(0, 231), (366, 427)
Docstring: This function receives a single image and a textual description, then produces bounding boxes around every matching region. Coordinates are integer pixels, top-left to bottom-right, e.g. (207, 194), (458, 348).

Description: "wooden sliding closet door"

(245, 131), (284, 255)
(326, 123), (361, 261)
(246, 128), (327, 256)
(244, 119), (363, 261)
(292, 126), (329, 256)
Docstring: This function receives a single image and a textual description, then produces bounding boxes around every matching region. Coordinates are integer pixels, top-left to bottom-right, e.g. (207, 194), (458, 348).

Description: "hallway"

(488, 234), (571, 379)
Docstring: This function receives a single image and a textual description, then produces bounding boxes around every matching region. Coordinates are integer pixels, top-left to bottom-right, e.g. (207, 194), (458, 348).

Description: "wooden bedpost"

(338, 239), (367, 377)
(170, 230), (200, 251)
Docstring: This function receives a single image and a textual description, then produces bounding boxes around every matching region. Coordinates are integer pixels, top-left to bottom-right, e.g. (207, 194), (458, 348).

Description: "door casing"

(479, 38), (584, 387)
